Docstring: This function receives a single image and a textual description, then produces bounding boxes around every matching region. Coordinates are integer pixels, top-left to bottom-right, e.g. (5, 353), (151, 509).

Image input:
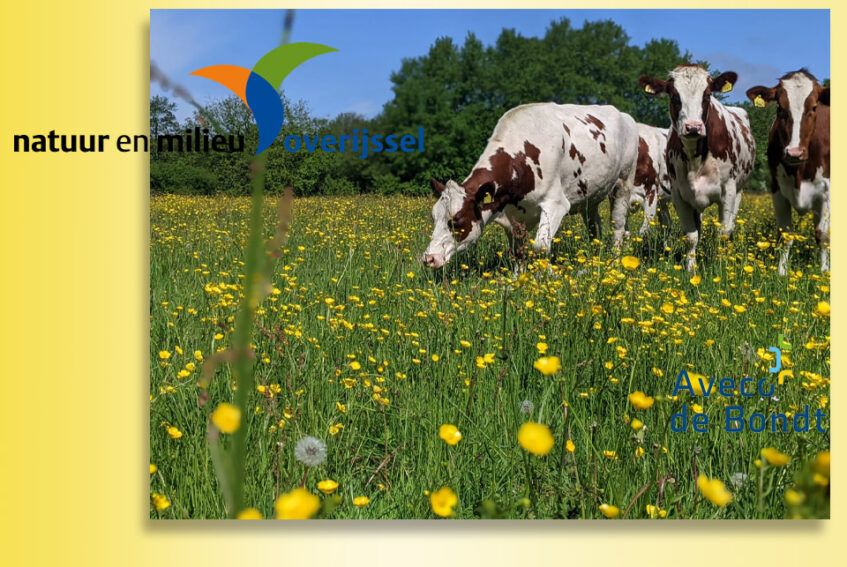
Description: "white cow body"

(424, 103), (639, 268)
(640, 65), (756, 270)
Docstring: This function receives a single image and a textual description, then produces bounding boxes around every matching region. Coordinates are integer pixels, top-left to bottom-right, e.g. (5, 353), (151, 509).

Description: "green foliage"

(150, 160), (218, 195)
(740, 101), (777, 193)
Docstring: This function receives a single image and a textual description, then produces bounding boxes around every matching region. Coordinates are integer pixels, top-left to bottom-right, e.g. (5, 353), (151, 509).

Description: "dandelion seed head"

(519, 399), (534, 415)
(294, 436), (327, 467)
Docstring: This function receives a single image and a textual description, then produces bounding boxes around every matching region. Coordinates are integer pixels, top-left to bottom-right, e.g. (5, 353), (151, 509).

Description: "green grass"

(150, 192), (830, 519)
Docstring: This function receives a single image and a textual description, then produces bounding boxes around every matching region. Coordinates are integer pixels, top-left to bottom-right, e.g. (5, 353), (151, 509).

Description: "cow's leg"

(638, 194), (657, 238)
(657, 197), (672, 231)
(610, 183), (631, 248)
(656, 197), (672, 251)
(673, 190), (700, 271)
(772, 192), (794, 276)
(534, 197), (569, 253)
(814, 195), (830, 273)
(719, 181), (741, 238)
(583, 203), (603, 242)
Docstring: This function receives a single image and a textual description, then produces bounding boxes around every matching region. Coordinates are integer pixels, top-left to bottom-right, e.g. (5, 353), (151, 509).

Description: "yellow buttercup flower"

(630, 418), (643, 430)
(784, 489), (805, 507)
(237, 507), (263, 519)
(599, 504), (620, 518)
(621, 256), (640, 271)
(151, 493), (170, 511)
(646, 504), (667, 518)
(812, 451), (830, 477)
(430, 486), (458, 517)
(349, 361), (361, 371)
(533, 356), (561, 375)
(211, 402), (241, 434)
(761, 447), (790, 467)
(815, 301), (830, 317)
(158, 350), (171, 360)
(353, 496), (370, 507)
(689, 274), (702, 286)
(166, 426), (183, 439)
(317, 479), (339, 495)
(697, 474), (733, 507)
(628, 391), (654, 410)
(565, 439), (575, 453)
(275, 488), (320, 519)
(635, 446), (645, 458)
(536, 342), (548, 354)
(518, 422), (554, 456)
(680, 372), (707, 396)
(439, 424), (462, 446)
(149, 463), (157, 474)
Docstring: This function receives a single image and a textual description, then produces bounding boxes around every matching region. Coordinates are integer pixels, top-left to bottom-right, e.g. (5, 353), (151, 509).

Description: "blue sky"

(150, 9), (830, 122)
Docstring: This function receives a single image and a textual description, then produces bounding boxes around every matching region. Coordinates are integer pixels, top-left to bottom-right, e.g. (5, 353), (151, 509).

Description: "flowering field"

(150, 193), (829, 519)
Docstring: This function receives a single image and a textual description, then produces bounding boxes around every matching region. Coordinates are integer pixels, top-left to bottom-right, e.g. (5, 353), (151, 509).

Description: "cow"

(422, 103), (639, 269)
(639, 65), (756, 270)
(626, 124), (672, 238)
(746, 70), (830, 275)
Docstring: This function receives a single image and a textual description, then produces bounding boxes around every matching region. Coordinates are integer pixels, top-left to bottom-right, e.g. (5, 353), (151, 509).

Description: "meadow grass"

(150, 192), (830, 519)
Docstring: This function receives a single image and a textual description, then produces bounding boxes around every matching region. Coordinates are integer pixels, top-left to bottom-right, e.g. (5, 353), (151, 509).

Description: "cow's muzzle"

(784, 147), (807, 164)
(422, 253), (445, 269)
(682, 121), (704, 138)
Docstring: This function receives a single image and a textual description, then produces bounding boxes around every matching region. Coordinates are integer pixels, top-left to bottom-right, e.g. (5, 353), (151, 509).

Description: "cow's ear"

(746, 86), (776, 108)
(638, 75), (668, 96)
(819, 87), (830, 106)
(475, 182), (497, 211)
(430, 177), (446, 197)
(712, 71), (738, 94)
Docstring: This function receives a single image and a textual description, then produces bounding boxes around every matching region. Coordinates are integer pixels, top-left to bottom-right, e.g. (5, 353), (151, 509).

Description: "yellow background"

(0, 1), (839, 565)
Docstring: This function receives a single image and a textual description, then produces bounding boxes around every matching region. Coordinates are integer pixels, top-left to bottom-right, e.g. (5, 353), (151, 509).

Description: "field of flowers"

(150, 192), (829, 519)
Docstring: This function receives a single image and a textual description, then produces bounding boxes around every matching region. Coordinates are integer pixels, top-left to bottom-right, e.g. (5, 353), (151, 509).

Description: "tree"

(150, 95), (179, 138)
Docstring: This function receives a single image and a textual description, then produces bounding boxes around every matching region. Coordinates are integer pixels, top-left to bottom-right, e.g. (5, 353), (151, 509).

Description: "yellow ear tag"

(483, 193), (493, 204)
(721, 82), (733, 93)
(644, 84), (655, 94)
(754, 95), (766, 108)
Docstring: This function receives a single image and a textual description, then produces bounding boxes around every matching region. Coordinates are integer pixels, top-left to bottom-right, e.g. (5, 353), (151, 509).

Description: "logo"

(190, 43), (337, 154)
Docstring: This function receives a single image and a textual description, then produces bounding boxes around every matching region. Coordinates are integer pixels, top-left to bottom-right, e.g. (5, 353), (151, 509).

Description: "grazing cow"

(423, 103), (638, 269)
(626, 124), (672, 238)
(746, 70), (830, 275)
(639, 65), (756, 270)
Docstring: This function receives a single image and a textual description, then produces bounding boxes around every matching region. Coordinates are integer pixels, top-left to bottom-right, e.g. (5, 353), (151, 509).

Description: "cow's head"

(639, 65), (738, 140)
(746, 70), (829, 165)
(422, 177), (496, 268)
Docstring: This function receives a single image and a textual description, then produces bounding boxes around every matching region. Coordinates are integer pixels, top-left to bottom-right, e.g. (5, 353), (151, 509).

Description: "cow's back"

(481, 104), (635, 203)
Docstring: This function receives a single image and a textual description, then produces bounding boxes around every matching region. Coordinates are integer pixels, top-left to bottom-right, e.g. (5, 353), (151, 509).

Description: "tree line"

(151, 18), (781, 196)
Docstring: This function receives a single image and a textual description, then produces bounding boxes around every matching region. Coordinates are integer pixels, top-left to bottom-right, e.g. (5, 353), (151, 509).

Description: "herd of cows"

(423, 65), (830, 275)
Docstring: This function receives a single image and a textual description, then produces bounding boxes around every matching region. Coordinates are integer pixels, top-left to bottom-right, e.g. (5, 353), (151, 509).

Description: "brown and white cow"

(626, 123), (672, 238)
(422, 103), (639, 268)
(746, 70), (830, 275)
(639, 65), (756, 270)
